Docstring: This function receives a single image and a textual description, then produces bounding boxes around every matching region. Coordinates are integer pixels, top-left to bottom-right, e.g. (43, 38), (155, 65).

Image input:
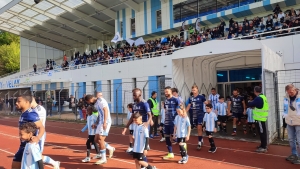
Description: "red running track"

(0, 117), (297, 169)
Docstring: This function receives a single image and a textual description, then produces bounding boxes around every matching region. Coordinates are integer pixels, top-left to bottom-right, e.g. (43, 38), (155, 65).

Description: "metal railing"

(25, 47), (185, 76)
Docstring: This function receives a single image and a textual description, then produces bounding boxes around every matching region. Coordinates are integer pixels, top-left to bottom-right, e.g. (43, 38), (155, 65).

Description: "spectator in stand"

(289, 8), (297, 16)
(229, 18), (235, 28)
(243, 17), (249, 26)
(293, 19), (300, 32)
(278, 11), (285, 22)
(46, 59), (49, 66)
(227, 27), (236, 39)
(33, 64), (37, 73)
(273, 4), (281, 14)
(266, 16), (274, 30)
(68, 95), (77, 115)
(63, 54), (67, 62)
(243, 23), (251, 36)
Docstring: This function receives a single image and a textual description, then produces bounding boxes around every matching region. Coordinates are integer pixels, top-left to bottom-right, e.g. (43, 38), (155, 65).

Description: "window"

(229, 68), (262, 82)
(156, 10), (162, 29)
(131, 18), (135, 36)
(120, 21), (123, 36)
(217, 71), (228, 83)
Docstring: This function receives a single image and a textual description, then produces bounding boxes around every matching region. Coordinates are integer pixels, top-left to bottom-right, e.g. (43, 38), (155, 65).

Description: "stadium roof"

(0, 0), (144, 51)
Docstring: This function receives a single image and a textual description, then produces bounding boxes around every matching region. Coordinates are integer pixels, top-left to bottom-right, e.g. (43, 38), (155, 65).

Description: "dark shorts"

(205, 131), (213, 136)
(177, 138), (186, 143)
(241, 114), (248, 119)
(194, 113), (204, 125)
(164, 125), (174, 136)
(232, 112), (242, 119)
(218, 115), (227, 123)
(13, 146), (25, 162)
(129, 130), (134, 135)
(132, 152), (145, 161)
(248, 122), (255, 125)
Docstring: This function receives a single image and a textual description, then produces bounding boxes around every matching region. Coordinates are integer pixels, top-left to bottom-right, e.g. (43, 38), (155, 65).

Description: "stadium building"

(0, 0), (300, 143)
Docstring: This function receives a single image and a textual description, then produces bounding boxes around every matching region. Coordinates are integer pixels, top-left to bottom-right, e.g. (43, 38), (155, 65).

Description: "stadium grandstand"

(0, 0), (300, 168)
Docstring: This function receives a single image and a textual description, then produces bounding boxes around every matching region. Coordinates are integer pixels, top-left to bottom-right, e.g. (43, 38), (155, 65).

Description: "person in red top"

(63, 54), (67, 61)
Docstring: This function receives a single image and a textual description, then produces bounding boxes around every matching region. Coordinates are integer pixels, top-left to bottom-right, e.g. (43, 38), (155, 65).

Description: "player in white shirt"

(31, 97), (60, 169)
(132, 112), (156, 169)
(126, 103), (135, 153)
(247, 95), (256, 137)
(80, 106), (101, 162)
(203, 103), (218, 153)
(159, 101), (165, 142)
(85, 95), (115, 165)
(215, 96), (228, 134)
(19, 122), (44, 169)
(208, 88), (220, 110)
(173, 104), (191, 164)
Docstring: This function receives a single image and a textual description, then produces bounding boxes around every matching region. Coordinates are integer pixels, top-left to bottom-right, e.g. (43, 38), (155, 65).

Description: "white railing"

(232, 26), (300, 40)
(26, 47), (185, 76)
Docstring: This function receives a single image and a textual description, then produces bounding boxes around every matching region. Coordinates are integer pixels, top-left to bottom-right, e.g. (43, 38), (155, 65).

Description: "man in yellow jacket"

(283, 84), (300, 165)
(248, 86), (269, 153)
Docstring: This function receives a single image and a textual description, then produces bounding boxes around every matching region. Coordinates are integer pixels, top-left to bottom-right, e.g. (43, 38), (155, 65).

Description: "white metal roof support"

(0, 26), (67, 50)
(123, 0), (140, 12)
(0, 18), (74, 47)
(19, 2), (104, 40)
(47, 0), (115, 34)
(83, 0), (116, 20)
(7, 11), (87, 44)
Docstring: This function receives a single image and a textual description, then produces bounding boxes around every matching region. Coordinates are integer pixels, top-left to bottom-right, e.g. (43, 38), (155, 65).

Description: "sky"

(0, 0), (13, 10)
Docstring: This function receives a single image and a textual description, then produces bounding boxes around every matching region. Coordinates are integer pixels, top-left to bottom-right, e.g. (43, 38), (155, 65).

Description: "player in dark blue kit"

(227, 89), (246, 136)
(122, 88), (152, 168)
(162, 86), (180, 160)
(12, 94), (45, 169)
(186, 85), (208, 150)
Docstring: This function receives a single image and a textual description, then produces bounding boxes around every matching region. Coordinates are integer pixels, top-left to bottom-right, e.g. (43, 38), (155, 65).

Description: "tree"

(0, 31), (20, 75)
(0, 41), (20, 74)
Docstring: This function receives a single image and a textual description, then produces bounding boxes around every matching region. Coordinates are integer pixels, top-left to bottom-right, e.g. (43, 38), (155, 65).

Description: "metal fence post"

(12, 91), (19, 114)
(4, 92), (8, 115)
(142, 81), (149, 100)
(74, 87), (80, 120)
(58, 89), (63, 118)
(116, 83), (122, 126)
(274, 71), (281, 140)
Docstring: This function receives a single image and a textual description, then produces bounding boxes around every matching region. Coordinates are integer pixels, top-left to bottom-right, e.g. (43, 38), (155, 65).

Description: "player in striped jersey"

(215, 96), (228, 134)
(85, 95), (115, 165)
(126, 103), (135, 153)
(31, 97), (60, 168)
(132, 112), (156, 169)
(247, 95), (256, 137)
(203, 104), (218, 153)
(20, 122), (44, 169)
(173, 104), (191, 164)
(159, 101), (165, 142)
(80, 106), (101, 162)
(208, 88), (220, 110)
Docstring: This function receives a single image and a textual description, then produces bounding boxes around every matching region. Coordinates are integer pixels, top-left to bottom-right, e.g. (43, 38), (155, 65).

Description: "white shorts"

(96, 123), (111, 136)
(38, 132), (46, 153)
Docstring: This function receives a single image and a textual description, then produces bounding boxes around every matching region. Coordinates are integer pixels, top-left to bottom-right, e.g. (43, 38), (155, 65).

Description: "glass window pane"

(63, 0), (85, 9)
(0, 12), (14, 19)
(10, 16), (23, 23)
(217, 71), (228, 82)
(34, 14), (49, 22)
(131, 18), (135, 36)
(181, 0), (198, 21)
(35, 1), (54, 11)
(10, 4), (26, 13)
(229, 68), (262, 82)
(47, 7), (66, 16)
(156, 10), (161, 29)
(21, 9), (38, 17)
(198, 0), (216, 17)
(22, 0), (35, 5)
(173, 3), (181, 23)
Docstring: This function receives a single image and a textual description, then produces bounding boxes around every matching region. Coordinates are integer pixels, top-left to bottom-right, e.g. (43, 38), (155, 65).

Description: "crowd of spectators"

(42, 5), (299, 70)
